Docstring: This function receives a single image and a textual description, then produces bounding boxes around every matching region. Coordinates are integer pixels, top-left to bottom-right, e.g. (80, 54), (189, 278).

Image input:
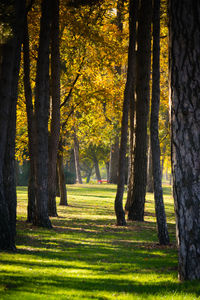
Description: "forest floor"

(0, 184), (200, 299)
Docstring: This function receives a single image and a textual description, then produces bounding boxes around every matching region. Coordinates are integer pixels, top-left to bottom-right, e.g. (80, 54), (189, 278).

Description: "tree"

(48, 0), (61, 216)
(151, 0), (169, 245)
(0, 0), (26, 250)
(34, 0), (52, 228)
(108, 135), (119, 184)
(128, 0), (152, 221)
(169, 0), (200, 280)
(114, 0), (138, 226)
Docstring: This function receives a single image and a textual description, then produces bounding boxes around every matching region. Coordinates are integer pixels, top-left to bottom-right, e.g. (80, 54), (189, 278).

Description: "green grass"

(0, 184), (200, 299)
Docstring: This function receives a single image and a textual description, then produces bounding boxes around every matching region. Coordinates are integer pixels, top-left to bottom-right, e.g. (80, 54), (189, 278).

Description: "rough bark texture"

(114, 0), (138, 226)
(23, 16), (36, 223)
(34, 0), (52, 228)
(48, 0), (60, 217)
(125, 93), (135, 211)
(0, 0), (25, 250)
(128, 0), (152, 221)
(108, 136), (119, 184)
(169, 0), (200, 280)
(57, 150), (67, 206)
(146, 140), (154, 193)
(73, 132), (82, 184)
(151, 0), (169, 245)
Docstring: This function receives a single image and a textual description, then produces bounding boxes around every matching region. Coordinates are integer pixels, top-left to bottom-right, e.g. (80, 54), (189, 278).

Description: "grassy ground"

(0, 184), (200, 299)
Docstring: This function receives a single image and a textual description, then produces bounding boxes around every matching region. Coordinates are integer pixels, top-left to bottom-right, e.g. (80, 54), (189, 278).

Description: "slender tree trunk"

(74, 132), (82, 184)
(125, 93), (135, 211)
(48, 0), (60, 217)
(169, 0), (200, 280)
(146, 139), (154, 193)
(34, 0), (52, 228)
(57, 151), (67, 206)
(93, 157), (101, 182)
(23, 15), (36, 223)
(128, 0), (152, 221)
(109, 136), (119, 184)
(114, 0), (138, 226)
(151, 0), (169, 245)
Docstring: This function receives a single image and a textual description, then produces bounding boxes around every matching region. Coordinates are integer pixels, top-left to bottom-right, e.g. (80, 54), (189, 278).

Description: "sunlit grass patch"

(1, 184), (200, 299)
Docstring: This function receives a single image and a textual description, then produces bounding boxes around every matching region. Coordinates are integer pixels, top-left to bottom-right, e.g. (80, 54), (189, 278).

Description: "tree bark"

(128, 0), (152, 221)
(57, 150), (67, 206)
(48, 0), (60, 217)
(151, 0), (169, 245)
(93, 156), (101, 182)
(114, 0), (138, 226)
(146, 139), (154, 193)
(109, 136), (119, 184)
(169, 0), (200, 280)
(73, 132), (82, 184)
(23, 15), (36, 223)
(34, 0), (52, 228)
(125, 91), (135, 211)
(0, 0), (25, 250)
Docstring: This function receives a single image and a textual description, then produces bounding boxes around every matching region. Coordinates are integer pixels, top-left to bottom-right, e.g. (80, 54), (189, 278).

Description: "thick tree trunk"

(48, 0), (60, 217)
(114, 0), (138, 226)
(109, 136), (119, 184)
(151, 0), (169, 245)
(23, 16), (36, 223)
(0, 0), (25, 250)
(146, 140), (154, 193)
(128, 0), (152, 221)
(74, 132), (82, 184)
(57, 151), (67, 206)
(169, 0), (200, 280)
(34, 0), (52, 228)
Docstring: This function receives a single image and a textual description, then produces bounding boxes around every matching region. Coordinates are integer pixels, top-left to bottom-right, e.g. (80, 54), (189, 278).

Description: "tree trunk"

(146, 139), (154, 193)
(125, 91), (135, 211)
(48, 0), (60, 217)
(23, 15), (36, 223)
(169, 0), (200, 280)
(74, 132), (82, 184)
(109, 136), (119, 184)
(0, 0), (25, 250)
(151, 0), (169, 245)
(128, 0), (152, 221)
(34, 0), (52, 228)
(93, 157), (101, 182)
(114, 0), (138, 226)
(57, 151), (67, 206)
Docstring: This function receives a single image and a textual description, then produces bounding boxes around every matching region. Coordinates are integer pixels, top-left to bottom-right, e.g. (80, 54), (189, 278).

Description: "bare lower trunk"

(48, 0), (60, 217)
(146, 140), (154, 193)
(57, 153), (67, 206)
(23, 16), (36, 223)
(74, 133), (82, 184)
(109, 136), (119, 184)
(93, 157), (101, 182)
(34, 0), (52, 228)
(151, 0), (169, 245)
(128, 0), (152, 221)
(0, 0), (25, 250)
(169, 0), (200, 280)
(114, 0), (138, 226)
